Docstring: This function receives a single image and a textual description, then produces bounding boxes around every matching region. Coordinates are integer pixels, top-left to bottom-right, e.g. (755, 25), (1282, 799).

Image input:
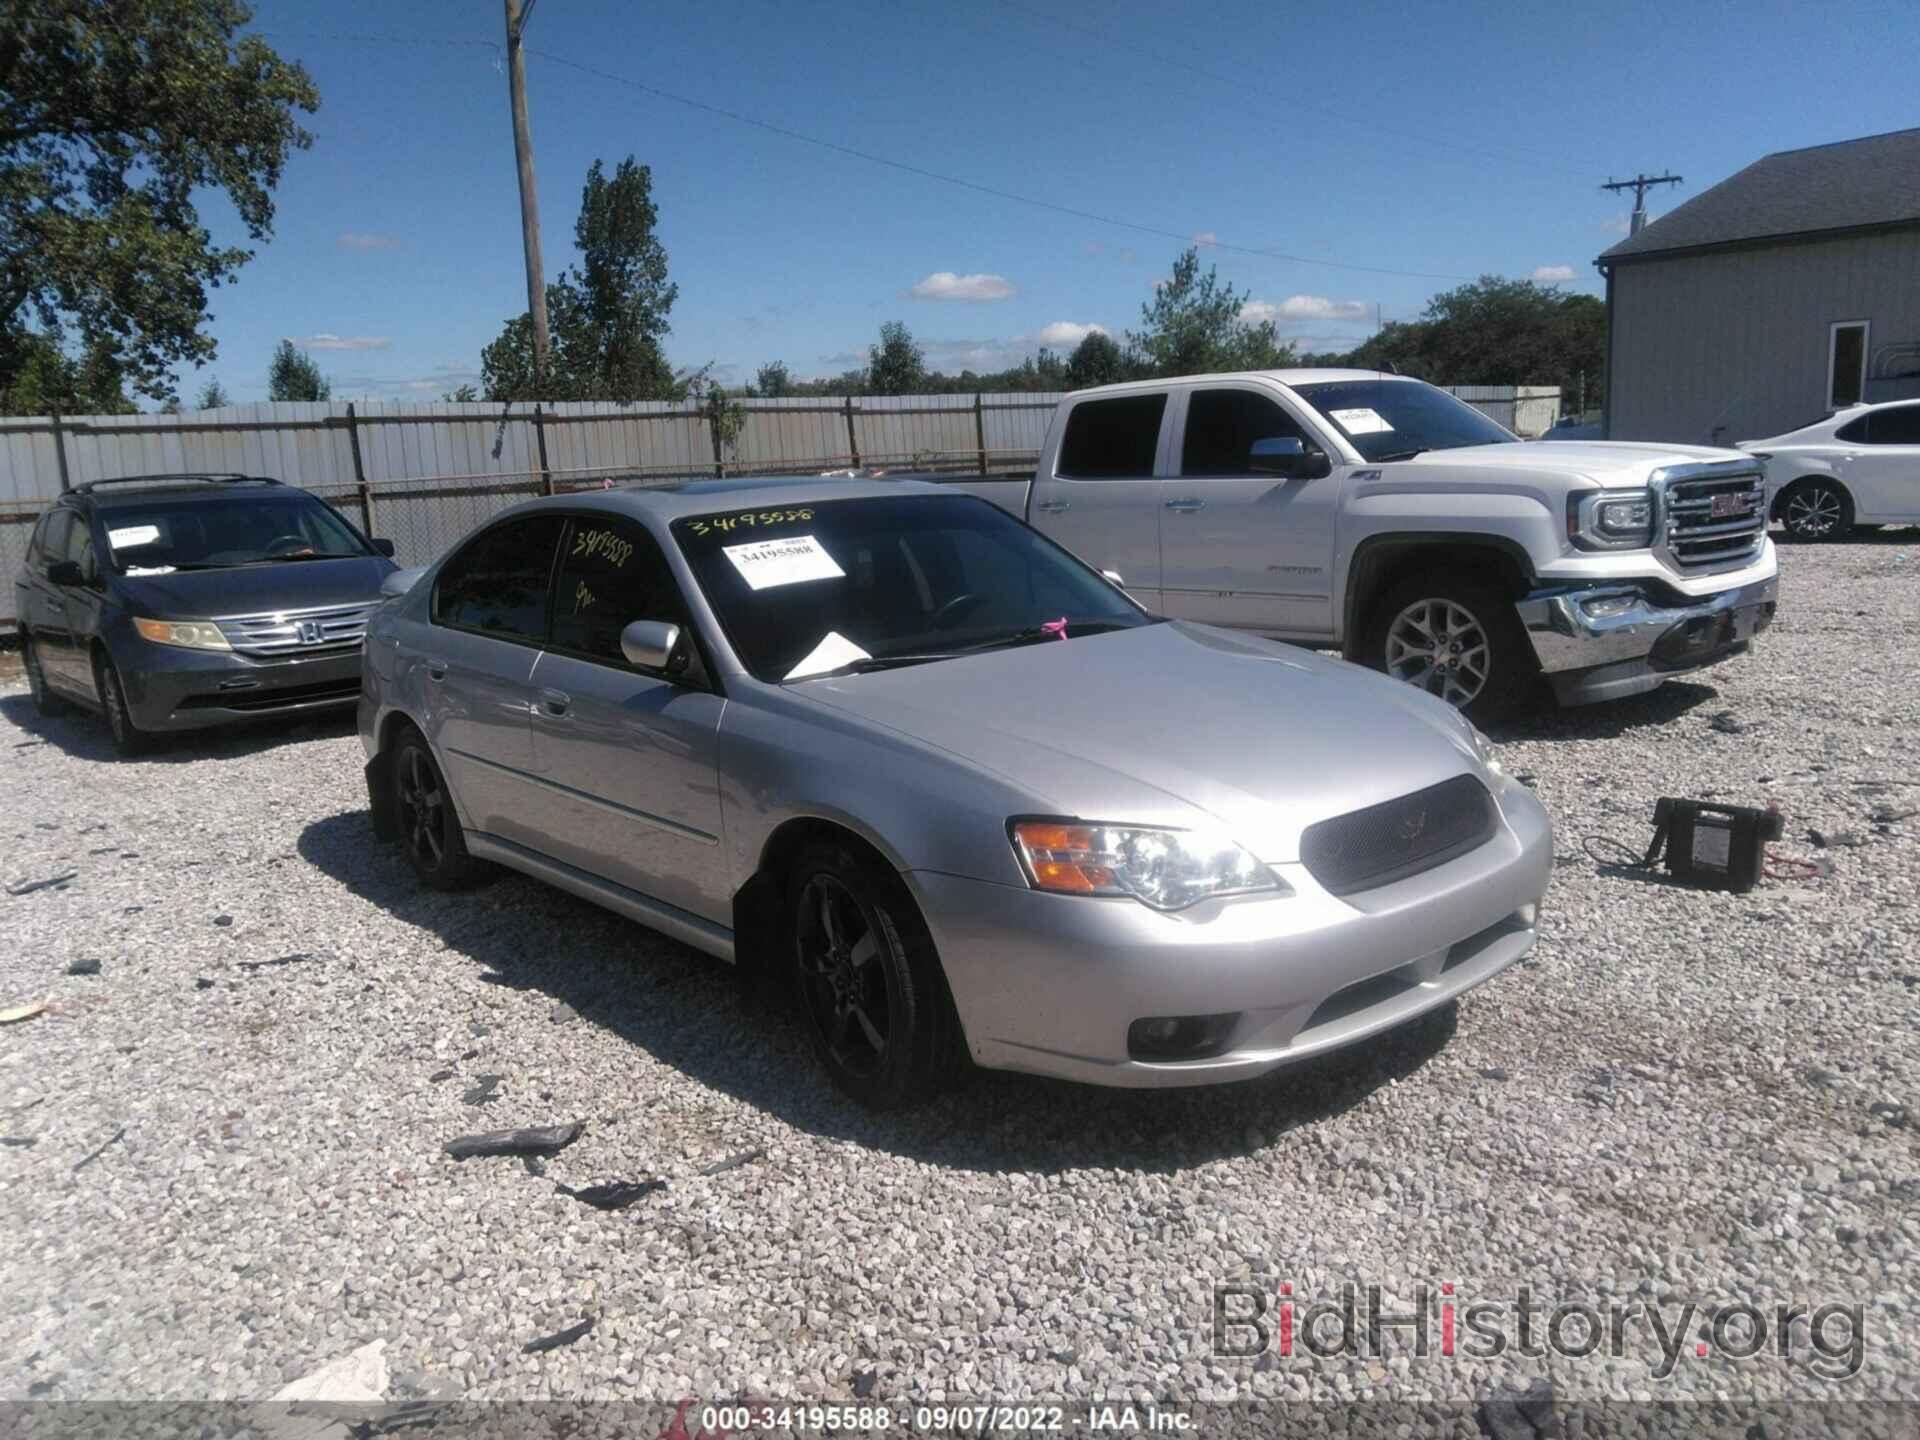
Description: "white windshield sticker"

(107, 524), (161, 548)
(1329, 407), (1394, 435)
(722, 533), (845, 592)
(784, 630), (871, 680)
(124, 565), (176, 576)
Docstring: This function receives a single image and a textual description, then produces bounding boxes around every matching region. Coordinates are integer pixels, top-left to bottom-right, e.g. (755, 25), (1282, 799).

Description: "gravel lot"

(1, 534), (1915, 1411)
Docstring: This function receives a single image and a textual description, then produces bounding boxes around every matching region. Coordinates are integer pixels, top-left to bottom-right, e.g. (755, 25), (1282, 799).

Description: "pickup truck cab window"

(1292, 379), (1514, 462)
(1181, 389), (1314, 476)
(1057, 394), (1166, 478)
(431, 514), (565, 642)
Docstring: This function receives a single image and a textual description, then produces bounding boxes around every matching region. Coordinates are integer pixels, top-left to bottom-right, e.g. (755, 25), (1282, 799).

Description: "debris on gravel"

(521, 1319), (595, 1354)
(553, 1178), (666, 1211)
(65, 958), (101, 977)
(443, 1123), (585, 1160)
(0, 536), (1915, 1406)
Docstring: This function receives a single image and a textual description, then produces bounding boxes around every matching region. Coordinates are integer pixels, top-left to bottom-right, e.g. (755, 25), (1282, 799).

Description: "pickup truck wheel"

(1778, 479), (1851, 540)
(23, 639), (65, 715)
(391, 729), (482, 889)
(787, 843), (957, 1110)
(1366, 574), (1534, 723)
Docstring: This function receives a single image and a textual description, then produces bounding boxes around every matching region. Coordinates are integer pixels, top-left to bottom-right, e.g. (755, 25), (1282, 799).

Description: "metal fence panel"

(0, 385), (1557, 630)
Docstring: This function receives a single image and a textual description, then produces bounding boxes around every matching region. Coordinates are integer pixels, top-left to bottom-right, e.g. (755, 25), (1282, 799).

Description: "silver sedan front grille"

(216, 602), (376, 656)
(1664, 470), (1767, 569)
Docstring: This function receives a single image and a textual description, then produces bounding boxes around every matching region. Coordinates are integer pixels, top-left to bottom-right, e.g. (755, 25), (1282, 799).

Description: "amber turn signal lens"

(1011, 821), (1119, 896)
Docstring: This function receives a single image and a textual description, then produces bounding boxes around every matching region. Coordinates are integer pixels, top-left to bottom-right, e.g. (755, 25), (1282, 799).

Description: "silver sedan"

(360, 478), (1553, 1108)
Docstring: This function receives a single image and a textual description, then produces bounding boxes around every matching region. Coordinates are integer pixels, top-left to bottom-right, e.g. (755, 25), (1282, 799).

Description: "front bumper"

(1514, 572), (1779, 706)
(907, 779), (1551, 1088)
(117, 643), (363, 732)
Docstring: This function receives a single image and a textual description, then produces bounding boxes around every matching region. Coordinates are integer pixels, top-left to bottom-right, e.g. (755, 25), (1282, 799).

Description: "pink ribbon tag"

(1040, 617), (1069, 641)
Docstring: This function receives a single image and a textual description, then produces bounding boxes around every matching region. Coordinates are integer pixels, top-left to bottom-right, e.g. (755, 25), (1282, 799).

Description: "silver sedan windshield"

(671, 493), (1152, 682)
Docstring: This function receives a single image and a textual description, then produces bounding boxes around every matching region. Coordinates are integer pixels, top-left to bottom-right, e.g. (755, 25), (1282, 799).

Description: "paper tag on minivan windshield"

(108, 524), (161, 548)
(1328, 407), (1394, 435)
(722, 534), (845, 591)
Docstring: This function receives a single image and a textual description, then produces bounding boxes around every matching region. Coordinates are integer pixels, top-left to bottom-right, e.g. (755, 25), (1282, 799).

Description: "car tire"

(23, 639), (65, 715)
(391, 727), (481, 890)
(94, 653), (150, 756)
(1778, 478), (1852, 541)
(785, 842), (960, 1110)
(1363, 572), (1536, 724)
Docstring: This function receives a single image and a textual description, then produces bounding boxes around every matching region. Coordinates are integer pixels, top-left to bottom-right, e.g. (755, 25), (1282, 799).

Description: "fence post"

(344, 402), (375, 536)
(533, 404), (554, 495)
(973, 393), (989, 475)
(706, 397), (725, 479)
(49, 410), (72, 493)
(842, 395), (861, 469)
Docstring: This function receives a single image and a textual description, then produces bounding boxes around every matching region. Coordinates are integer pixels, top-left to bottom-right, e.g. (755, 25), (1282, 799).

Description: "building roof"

(1599, 127), (1920, 265)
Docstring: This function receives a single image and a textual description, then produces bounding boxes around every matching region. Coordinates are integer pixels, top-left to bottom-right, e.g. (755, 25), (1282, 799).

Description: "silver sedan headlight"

(1009, 819), (1285, 911)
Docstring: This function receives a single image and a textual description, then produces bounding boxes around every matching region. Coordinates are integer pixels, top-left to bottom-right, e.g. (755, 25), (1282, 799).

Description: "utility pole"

(1601, 172), (1683, 235)
(505, 0), (551, 386)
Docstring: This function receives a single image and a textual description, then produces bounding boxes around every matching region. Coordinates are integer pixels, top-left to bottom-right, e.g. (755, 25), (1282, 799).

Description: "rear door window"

(1868, 404), (1920, 444)
(1055, 394), (1167, 478)
(431, 515), (565, 642)
(549, 517), (688, 665)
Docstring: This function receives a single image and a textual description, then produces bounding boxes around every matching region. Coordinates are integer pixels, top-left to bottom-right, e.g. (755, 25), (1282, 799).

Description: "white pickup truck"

(954, 369), (1780, 721)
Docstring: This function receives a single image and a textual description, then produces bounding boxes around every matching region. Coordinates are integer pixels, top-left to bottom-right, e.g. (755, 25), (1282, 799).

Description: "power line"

(983, 0), (1580, 178)
(521, 45), (1471, 282)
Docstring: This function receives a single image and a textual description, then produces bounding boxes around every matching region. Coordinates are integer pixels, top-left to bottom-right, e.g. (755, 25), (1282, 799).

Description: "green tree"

(196, 377), (231, 409)
(867, 320), (925, 395)
(268, 339), (329, 401)
(1063, 330), (1127, 389)
(0, 329), (135, 414)
(481, 158), (680, 402)
(754, 361), (792, 398)
(0, 0), (319, 405)
(1128, 249), (1294, 377)
(441, 383), (479, 402)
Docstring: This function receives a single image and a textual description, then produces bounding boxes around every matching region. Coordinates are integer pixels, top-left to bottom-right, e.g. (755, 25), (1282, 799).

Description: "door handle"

(426, 658), (448, 681)
(1164, 497), (1206, 513)
(539, 687), (571, 717)
(1035, 498), (1071, 514)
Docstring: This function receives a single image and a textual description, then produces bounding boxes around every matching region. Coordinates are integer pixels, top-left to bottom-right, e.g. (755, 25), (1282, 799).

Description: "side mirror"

(620, 619), (684, 672)
(371, 537), (397, 557)
(1249, 436), (1333, 480)
(47, 559), (86, 587)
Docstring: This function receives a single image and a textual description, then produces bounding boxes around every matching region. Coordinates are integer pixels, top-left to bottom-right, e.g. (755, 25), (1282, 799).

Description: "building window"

(1828, 321), (1869, 409)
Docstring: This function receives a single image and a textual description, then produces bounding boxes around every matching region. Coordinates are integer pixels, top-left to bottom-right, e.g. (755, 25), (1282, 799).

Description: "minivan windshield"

(671, 493), (1153, 682)
(1292, 379), (1516, 462)
(98, 493), (374, 573)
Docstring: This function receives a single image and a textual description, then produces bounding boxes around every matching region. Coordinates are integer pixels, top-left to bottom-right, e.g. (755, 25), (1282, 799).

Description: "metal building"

(1598, 127), (1920, 445)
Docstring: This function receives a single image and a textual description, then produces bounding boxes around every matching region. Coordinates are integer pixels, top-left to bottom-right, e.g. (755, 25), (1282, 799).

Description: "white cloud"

(1033, 321), (1108, 348)
(907, 271), (1016, 302)
(1192, 231), (1218, 248)
(1531, 264), (1578, 283)
(1239, 296), (1370, 326)
(288, 334), (392, 351)
(337, 232), (399, 251)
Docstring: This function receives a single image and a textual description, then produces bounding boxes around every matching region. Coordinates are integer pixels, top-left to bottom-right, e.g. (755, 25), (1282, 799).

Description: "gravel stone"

(0, 535), (1915, 1405)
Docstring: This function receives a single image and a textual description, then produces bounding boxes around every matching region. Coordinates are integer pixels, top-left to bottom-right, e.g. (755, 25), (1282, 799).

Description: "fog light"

(1580, 593), (1638, 619)
(1127, 1013), (1238, 1061)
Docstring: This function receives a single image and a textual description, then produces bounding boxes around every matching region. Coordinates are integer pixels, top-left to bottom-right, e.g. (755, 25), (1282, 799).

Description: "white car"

(1738, 399), (1920, 539)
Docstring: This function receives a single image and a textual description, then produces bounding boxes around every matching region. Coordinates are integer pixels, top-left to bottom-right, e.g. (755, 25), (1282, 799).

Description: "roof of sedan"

(556, 474), (952, 519)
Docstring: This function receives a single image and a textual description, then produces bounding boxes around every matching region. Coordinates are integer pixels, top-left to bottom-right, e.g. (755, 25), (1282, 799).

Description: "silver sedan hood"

(789, 621), (1484, 863)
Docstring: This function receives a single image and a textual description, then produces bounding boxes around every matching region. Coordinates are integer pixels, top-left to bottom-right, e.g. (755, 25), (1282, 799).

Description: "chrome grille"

(1663, 469), (1766, 569)
(216, 602), (376, 656)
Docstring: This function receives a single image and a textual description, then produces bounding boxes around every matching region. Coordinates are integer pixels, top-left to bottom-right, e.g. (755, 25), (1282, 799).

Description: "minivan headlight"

(1569, 489), (1654, 550)
(1009, 819), (1284, 910)
(133, 617), (231, 651)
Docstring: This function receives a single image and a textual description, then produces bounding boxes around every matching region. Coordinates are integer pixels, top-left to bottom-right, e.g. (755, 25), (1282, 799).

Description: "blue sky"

(184, 0), (1919, 403)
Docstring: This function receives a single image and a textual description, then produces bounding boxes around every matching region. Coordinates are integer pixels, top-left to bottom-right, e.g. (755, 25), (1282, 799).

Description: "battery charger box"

(1650, 797), (1783, 893)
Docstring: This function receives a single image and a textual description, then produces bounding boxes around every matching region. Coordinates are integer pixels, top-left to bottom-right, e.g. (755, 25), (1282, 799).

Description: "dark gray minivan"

(14, 474), (397, 753)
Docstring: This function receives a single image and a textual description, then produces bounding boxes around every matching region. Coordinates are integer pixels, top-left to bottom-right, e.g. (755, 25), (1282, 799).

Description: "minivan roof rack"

(73, 473), (283, 493)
